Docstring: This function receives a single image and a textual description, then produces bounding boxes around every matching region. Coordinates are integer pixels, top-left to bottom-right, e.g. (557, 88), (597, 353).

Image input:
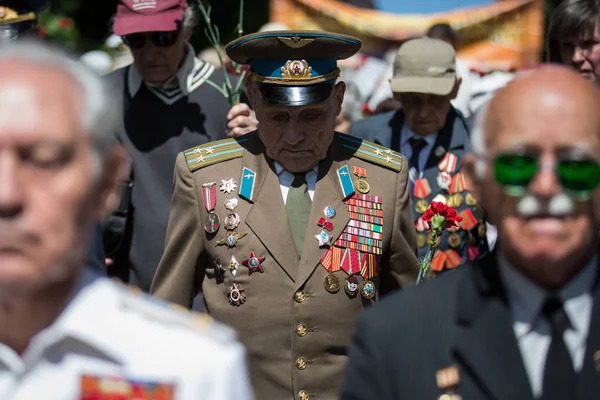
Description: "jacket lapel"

(243, 137), (299, 282)
(453, 252), (534, 400)
(576, 259), (600, 397)
(295, 139), (351, 286)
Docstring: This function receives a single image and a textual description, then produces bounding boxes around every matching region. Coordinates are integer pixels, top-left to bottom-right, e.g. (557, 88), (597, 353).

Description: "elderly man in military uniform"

(0, 40), (251, 399)
(151, 31), (420, 399)
(350, 37), (488, 273)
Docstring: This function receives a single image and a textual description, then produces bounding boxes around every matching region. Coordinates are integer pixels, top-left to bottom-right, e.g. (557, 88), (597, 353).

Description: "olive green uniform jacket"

(151, 131), (419, 400)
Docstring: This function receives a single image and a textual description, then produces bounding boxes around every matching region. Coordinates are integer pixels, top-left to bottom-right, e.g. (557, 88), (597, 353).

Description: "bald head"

(464, 65), (600, 290)
(483, 66), (600, 151)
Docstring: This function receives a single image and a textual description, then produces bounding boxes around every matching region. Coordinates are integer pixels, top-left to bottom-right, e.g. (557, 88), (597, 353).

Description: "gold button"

(296, 323), (308, 337)
(296, 357), (308, 370)
(295, 291), (307, 303)
(298, 390), (310, 400)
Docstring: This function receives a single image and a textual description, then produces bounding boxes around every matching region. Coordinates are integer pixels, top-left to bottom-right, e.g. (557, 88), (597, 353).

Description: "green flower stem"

(416, 229), (442, 285)
(197, 0), (245, 106)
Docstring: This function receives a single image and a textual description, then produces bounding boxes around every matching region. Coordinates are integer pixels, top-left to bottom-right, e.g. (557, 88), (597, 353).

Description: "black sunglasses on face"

(123, 28), (181, 49)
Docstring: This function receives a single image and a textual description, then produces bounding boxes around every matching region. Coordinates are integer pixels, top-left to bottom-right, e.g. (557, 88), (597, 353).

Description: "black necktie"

(408, 137), (427, 174)
(540, 296), (577, 400)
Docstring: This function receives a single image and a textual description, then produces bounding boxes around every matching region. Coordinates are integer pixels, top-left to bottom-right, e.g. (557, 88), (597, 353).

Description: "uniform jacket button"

(296, 357), (308, 370)
(295, 291), (307, 303)
(298, 390), (310, 400)
(296, 323), (308, 337)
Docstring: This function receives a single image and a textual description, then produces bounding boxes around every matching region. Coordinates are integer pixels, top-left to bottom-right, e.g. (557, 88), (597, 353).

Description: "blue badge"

(239, 167), (256, 202)
(337, 165), (355, 199)
(324, 206), (336, 219)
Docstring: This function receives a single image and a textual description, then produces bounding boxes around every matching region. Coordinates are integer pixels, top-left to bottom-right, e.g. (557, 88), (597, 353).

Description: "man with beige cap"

(350, 37), (488, 273)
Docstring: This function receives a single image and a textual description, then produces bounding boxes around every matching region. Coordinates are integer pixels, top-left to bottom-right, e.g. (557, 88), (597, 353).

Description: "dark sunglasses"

(494, 152), (600, 195)
(123, 28), (181, 49)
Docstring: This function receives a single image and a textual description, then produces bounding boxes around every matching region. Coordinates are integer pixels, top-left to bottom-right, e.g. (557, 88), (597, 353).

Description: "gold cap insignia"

(281, 60), (313, 80)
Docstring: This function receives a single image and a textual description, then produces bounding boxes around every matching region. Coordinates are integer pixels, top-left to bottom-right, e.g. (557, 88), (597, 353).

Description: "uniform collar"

(26, 270), (126, 364)
(128, 42), (200, 98)
(498, 251), (597, 339)
(273, 161), (319, 177)
(400, 123), (438, 148)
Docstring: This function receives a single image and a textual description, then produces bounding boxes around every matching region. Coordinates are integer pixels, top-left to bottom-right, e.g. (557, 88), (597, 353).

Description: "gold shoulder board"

(336, 133), (403, 172)
(184, 137), (247, 172)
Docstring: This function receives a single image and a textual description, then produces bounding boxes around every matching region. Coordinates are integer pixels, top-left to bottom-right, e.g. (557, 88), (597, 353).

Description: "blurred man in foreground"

(341, 66), (600, 399)
(0, 40), (251, 399)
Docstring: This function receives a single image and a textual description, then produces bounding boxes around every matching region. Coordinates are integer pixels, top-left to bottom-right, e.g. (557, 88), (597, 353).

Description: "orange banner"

(270, 0), (544, 70)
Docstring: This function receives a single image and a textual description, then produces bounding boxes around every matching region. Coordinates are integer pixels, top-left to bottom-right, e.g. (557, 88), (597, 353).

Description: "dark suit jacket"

(349, 109), (487, 269)
(340, 251), (600, 400)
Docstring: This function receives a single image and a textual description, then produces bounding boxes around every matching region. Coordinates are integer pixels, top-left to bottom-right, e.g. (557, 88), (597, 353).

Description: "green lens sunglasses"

(494, 153), (600, 196)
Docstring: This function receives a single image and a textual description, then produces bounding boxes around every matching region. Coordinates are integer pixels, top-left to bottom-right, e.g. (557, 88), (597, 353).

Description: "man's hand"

(226, 103), (258, 138)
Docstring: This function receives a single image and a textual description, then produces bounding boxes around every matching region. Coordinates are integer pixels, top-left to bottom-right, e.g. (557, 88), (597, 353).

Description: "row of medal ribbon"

(318, 167), (382, 300)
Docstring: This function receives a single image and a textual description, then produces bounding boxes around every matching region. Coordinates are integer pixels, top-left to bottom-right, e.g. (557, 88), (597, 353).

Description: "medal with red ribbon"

(449, 173), (468, 194)
(318, 217), (334, 231)
(437, 152), (458, 174)
(413, 178), (432, 214)
(202, 182), (220, 234)
(459, 209), (478, 231)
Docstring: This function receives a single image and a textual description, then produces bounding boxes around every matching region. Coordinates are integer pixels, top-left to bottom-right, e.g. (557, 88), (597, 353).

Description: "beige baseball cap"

(390, 37), (457, 95)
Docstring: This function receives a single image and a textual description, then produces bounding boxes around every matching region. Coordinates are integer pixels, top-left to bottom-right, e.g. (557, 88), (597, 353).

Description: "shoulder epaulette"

(117, 284), (237, 342)
(336, 133), (403, 172)
(184, 137), (249, 172)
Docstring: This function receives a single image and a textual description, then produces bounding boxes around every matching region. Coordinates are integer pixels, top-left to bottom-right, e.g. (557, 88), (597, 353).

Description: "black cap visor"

(259, 83), (334, 106)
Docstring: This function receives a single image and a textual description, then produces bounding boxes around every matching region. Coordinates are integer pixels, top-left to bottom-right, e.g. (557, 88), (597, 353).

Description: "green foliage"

(37, 8), (79, 49)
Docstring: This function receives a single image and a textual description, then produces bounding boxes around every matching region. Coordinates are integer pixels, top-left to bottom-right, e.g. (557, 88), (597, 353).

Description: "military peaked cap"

(226, 30), (361, 106)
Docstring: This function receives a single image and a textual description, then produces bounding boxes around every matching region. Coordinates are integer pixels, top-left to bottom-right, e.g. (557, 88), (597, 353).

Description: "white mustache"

(516, 193), (575, 217)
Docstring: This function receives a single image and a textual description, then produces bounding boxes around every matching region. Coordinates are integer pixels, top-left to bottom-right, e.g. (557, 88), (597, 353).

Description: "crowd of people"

(0, 0), (600, 399)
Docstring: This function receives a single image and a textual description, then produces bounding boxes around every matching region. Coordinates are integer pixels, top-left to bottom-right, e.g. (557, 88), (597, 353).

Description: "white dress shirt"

(399, 124), (438, 174)
(498, 253), (597, 397)
(274, 161), (318, 205)
(0, 270), (252, 400)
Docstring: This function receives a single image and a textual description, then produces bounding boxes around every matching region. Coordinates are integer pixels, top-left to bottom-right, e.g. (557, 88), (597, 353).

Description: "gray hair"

(0, 40), (121, 174)
(471, 102), (489, 181)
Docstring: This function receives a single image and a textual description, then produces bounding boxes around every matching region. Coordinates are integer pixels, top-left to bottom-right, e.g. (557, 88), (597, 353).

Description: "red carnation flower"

(422, 201), (463, 232)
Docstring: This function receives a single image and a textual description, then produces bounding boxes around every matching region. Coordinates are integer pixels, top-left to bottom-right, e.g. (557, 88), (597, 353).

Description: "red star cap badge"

(242, 251), (266, 275)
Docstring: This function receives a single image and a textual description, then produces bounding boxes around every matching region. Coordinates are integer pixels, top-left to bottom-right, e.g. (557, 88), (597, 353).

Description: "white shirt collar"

(25, 270), (126, 364)
(498, 252), (597, 338)
(273, 161), (319, 177)
(128, 41), (199, 98)
(401, 124), (438, 148)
